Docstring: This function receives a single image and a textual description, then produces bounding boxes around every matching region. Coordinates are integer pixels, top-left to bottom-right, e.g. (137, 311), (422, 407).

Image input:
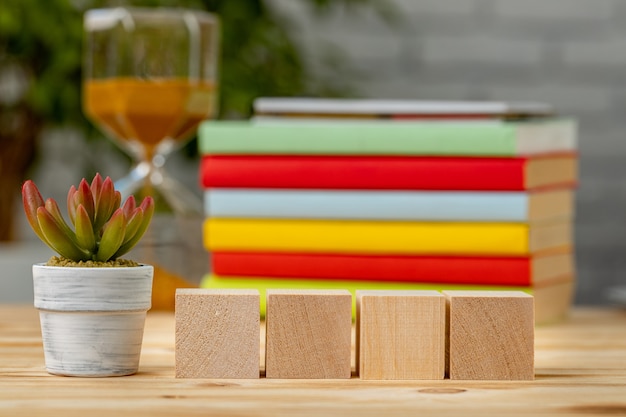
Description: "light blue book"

(204, 188), (573, 222)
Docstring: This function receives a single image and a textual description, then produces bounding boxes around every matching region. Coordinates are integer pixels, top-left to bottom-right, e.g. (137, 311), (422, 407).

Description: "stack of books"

(198, 99), (578, 323)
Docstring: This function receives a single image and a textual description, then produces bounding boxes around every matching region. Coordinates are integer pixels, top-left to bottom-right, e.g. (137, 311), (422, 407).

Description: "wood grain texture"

(534, 280), (574, 325)
(356, 290), (446, 380)
(0, 306), (625, 416)
(175, 289), (260, 379)
(443, 290), (535, 380)
(265, 289), (352, 379)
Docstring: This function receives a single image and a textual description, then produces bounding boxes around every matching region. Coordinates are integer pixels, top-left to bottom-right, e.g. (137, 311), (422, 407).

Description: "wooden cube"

(265, 289), (352, 379)
(443, 290), (534, 380)
(356, 290), (446, 380)
(175, 289), (260, 379)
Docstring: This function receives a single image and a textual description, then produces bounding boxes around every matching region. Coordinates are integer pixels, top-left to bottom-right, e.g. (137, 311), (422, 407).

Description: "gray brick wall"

(268, 0), (626, 305)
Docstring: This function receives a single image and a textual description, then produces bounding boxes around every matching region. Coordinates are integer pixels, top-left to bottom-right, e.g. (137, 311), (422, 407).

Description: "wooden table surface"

(0, 305), (625, 417)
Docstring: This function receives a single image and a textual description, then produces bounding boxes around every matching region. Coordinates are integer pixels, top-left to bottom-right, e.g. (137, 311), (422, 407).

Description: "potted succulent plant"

(22, 173), (155, 377)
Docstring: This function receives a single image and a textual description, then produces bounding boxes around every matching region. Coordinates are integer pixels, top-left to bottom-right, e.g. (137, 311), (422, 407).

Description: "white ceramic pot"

(33, 264), (153, 377)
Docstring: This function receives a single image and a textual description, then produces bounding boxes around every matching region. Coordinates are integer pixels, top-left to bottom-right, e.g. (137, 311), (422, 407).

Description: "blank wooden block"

(265, 289), (352, 379)
(175, 289), (260, 379)
(356, 290), (446, 380)
(443, 290), (534, 381)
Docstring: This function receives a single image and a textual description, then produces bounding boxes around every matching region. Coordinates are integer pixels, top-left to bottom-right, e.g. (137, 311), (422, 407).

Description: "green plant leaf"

(121, 208), (143, 245)
(93, 176), (118, 232)
(44, 198), (76, 241)
(76, 179), (95, 224)
(90, 173), (103, 201)
(122, 195), (136, 219)
(67, 185), (78, 225)
(21, 180), (48, 244)
(91, 173), (104, 229)
(74, 204), (96, 254)
(96, 208), (126, 261)
(113, 196), (154, 258)
(37, 207), (88, 261)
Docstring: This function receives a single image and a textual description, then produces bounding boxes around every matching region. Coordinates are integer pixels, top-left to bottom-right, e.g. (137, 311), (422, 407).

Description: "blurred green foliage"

(0, 0), (394, 239)
(1, 0), (86, 124)
(0, 0), (393, 127)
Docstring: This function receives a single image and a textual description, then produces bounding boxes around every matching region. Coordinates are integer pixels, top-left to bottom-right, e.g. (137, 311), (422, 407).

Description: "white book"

(253, 98), (554, 117)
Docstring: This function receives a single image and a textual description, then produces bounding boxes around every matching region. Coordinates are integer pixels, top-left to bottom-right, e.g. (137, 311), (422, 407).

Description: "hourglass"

(83, 8), (219, 309)
(83, 7), (219, 214)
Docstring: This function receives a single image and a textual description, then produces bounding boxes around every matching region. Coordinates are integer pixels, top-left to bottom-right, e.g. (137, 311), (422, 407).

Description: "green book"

(198, 119), (577, 156)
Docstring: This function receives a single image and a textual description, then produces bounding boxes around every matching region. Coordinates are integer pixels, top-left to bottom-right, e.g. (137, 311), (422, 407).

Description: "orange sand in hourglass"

(84, 77), (217, 157)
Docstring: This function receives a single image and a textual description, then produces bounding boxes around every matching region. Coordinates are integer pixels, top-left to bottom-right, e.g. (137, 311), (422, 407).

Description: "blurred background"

(0, 0), (622, 305)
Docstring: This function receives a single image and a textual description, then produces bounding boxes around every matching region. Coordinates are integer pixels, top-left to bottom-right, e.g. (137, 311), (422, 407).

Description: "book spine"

(198, 120), (576, 156)
(198, 121), (519, 155)
(200, 155), (529, 191)
(204, 189), (530, 221)
(203, 218), (531, 255)
(211, 252), (533, 286)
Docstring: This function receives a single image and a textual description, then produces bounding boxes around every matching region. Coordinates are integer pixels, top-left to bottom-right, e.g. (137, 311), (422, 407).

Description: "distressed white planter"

(33, 264), (153, 377)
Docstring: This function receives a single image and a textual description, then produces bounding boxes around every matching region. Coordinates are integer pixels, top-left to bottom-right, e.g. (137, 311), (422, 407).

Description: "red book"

(211, 251), (573, 286)
(200, 155), (577, 191)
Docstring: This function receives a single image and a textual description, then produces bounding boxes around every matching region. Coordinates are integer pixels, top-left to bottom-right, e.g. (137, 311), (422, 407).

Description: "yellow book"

(200, 274), (574, 324)
(204, 218), (572, 256)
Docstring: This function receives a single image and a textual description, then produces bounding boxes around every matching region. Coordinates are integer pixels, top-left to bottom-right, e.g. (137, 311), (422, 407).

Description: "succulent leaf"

(75, 205), (96, 253)
(76, 179), (95, 224)
(93, 177), (117, 231)
(113, 196), (154, 259)
(22, 173), (154, 263)
(22, 180), (48, 244)
(95, 208), (126, 262)
(113, 191), (122, 214)
(37, 207), (88, 261)
(44, 198), (76, 241)
(67, 185), (78, 225)
(90, 173), (103, 201)
(122, 208), (143, 245)
(122, 195), (136, 219)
